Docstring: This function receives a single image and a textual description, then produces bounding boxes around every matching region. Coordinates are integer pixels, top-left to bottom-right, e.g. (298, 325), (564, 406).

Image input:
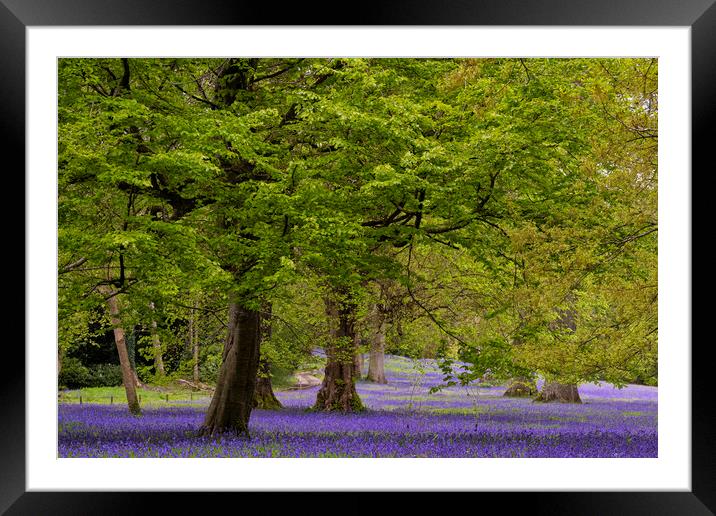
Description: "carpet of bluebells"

(58, 355), (657, 458)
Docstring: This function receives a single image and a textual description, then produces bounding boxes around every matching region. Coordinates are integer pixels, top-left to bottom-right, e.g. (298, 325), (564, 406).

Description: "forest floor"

(58, 354), (657, 458)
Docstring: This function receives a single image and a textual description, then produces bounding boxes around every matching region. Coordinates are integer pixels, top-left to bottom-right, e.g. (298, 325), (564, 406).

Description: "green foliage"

(267, 364), (297, 389)
(58, 57), (658, 394)
(59, 358), (123, 389)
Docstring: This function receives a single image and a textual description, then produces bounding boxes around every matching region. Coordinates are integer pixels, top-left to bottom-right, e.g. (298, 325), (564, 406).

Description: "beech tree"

(437, 59), (658, 398)
(58, 58), (200, 414)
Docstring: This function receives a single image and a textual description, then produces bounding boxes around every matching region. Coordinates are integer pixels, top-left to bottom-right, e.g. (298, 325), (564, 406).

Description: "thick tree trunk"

(503, 377), (537, 397)
(367, 306), (387, 384)
(253, 305), (282, 410)
(200, 301), (261, 436)
(199, 61), (270, 431)
(99, 286), (141, 415)
(313, 296), (364, 412)
(535, 382), (582, 403)
(149, 302), (165, 376)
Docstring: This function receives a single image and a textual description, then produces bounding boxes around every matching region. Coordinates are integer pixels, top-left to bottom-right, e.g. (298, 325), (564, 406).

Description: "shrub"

(200, 354), (222, 384)
(58, 357), (91, 389)
(87, 363), (123, 387)
(269, 364), (296, 389)
(58, 358), (123, 389)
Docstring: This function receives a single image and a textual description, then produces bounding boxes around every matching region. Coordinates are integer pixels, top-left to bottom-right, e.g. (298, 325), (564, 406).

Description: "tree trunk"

(535, 381), (582, 403)
(124, 328), (144, 388)
(354, 346), (364, 379)
(503, 377), (537, 397)
(200, 300), (261, 436)
(254, 357), (282, 409)
(191, 300), (200, 385)
(99, 286), (141, 415)
(313, 296), (364, 412)
(199, 60), (267, 435)
(149, 301), (165, 376)
(253, 304), (282, 410)
(367, 305), (387, 384)
(132, 369), (143, 388)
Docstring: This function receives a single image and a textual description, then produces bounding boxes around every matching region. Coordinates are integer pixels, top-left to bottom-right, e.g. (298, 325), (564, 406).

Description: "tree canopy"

(58, 57), (657, 427)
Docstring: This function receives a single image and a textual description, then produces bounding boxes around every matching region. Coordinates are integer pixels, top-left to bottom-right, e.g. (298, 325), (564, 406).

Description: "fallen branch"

(177, 378), (214, 391)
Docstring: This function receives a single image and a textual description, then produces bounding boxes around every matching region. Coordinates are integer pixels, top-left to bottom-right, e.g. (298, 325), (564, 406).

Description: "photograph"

(56, 56), (659, 459)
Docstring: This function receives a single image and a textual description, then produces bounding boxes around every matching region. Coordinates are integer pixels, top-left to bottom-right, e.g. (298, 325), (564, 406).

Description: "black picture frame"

(5, 1), (711, 513)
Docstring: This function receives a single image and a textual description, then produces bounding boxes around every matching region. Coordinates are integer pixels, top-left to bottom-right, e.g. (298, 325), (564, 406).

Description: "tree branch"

(59, 257), (88, 274)
(173, 83), (220, 110)
(253, 59), (305, 83)
(405, 240), (469, 347)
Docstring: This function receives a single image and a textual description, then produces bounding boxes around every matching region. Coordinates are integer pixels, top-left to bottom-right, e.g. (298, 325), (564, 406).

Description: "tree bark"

(253, 304), (282, 410)
(503, 377), (537, 397)
(367, 305), (387, 384)
(353, 348), (364, 379)
(132, 369), (143, 388)
(124, 328), (144, 388)
(199, 60), (265, 435)
(254, 357), (282, 409)
(535, 381), (582, 403)
(200, 300), (261, 436)
(149, 301), (165, 376)
(313, 295), (364, 412)
(99, 286), (141, 415)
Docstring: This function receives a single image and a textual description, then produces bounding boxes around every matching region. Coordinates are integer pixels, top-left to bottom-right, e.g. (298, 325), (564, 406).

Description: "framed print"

(6, 0), (712, 513)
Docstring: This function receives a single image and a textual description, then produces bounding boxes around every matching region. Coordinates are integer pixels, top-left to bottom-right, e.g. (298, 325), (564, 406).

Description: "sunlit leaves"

(58, 57), (658, 388)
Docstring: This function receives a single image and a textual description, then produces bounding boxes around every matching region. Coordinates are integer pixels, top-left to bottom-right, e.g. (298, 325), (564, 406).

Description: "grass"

(58, 385), (213, 406)
(57, 360), (320, 406)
